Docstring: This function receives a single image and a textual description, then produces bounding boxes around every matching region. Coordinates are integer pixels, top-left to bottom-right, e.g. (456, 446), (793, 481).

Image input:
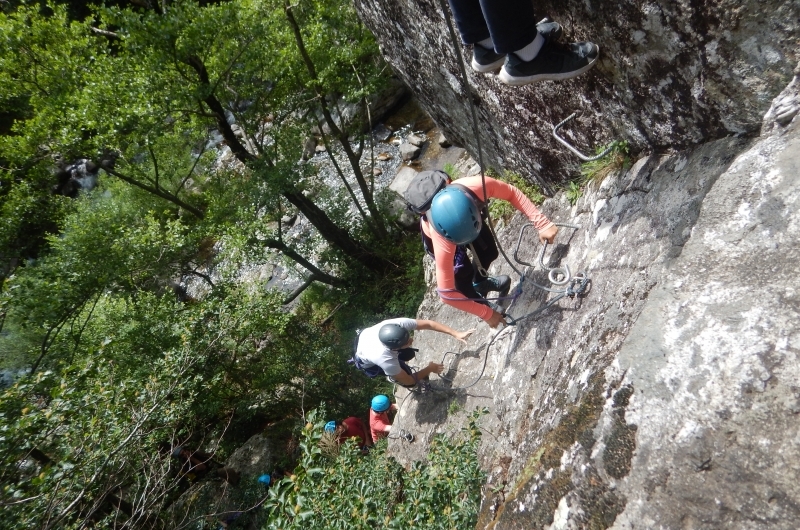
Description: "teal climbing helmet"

(324, 421), (337, 433)
(429, 186), (482, 245)
(371, 394), (391, 412)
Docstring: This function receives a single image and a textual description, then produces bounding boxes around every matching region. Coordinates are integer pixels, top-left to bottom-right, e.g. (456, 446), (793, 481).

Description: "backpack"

(403, 170), (449, 214)
(411, 174), (485, 271)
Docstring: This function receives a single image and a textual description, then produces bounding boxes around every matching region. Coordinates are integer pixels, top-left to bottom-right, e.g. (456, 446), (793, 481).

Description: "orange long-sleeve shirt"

(420, 176), (553, 321)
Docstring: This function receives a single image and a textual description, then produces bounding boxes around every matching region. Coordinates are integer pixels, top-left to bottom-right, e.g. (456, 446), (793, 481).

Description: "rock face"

(353, 0), (799, 193)
(385, 72), (800, 528)
(168, 434), (274, 529)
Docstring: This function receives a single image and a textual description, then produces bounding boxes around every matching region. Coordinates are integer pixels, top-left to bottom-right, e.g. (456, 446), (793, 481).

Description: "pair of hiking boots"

(471, 20), (599, 85)
(474, 274), (511, 314)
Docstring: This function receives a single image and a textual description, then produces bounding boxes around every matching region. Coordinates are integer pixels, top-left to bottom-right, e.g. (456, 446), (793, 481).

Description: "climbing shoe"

(472, 45), (507, 74)
(499, 41), (600, 86)
(471, 19), (564, 74)
(474, 275), (511, 298)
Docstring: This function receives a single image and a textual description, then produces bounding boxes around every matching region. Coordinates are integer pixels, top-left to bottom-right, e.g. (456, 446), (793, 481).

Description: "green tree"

(0, 2), (431, 527)
(0, 0), (393, 287)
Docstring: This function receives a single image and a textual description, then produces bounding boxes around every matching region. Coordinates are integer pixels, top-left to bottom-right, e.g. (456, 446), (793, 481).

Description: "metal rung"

(553, 113), (616, 162)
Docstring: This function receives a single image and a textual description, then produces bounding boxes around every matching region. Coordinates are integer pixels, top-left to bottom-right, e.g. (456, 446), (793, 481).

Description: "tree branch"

(263, 238), (344, 287)
(185, 55), (256, 165)
(100, 161), (205, 219)
(90, 27), (119, 39)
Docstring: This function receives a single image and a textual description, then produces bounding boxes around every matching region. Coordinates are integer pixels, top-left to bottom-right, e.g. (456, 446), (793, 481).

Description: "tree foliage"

(263, 410), (486, 530)
(0, 1), (441, 528)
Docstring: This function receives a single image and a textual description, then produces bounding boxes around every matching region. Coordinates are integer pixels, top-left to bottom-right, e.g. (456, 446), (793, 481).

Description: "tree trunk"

(283, 191), (391, 272)
(284, 3), (387, 238)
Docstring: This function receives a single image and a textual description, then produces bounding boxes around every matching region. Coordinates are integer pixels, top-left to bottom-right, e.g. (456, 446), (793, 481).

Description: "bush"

(579, 140), (631, 184)
(263, 409), (486, 530)
(483, 170), (544, 223)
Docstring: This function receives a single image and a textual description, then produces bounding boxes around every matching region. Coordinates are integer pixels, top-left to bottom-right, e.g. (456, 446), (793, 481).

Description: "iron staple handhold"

(552, 113), (616, 162)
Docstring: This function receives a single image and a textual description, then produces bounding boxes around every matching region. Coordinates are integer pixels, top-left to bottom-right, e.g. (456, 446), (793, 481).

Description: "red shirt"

(370, 408), (393, 441)
(339, 417), (368, 445)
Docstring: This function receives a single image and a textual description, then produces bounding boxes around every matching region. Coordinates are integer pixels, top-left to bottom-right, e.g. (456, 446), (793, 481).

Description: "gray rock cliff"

(381, 61), (800, 528)
(353, 0), (799, 193)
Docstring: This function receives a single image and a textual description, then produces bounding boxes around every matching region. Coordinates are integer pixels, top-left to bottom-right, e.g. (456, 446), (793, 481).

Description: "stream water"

(184, 97), (478, 303)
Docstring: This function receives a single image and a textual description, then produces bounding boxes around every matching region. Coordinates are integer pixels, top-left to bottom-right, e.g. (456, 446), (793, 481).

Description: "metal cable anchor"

(553, 113), (615, 162)
(513, 223), (581, 293)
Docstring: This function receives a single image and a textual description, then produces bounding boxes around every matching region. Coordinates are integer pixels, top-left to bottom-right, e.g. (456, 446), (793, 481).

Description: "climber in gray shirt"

(355, 317), (474, 387)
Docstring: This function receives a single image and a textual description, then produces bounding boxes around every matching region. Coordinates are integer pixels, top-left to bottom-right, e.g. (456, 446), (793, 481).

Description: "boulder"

(223, 434), (273, 478)
(353, 0), (799, 193)
(388, 166), (419, 195)
(406, 133), (425, 147)
(399, 142), (421, 161)
(372, 123), (393, 142)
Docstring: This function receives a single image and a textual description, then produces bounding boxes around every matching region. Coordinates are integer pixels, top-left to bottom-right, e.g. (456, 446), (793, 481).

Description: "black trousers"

(453, 222), (498, 303)
(447, 0), (538, 54)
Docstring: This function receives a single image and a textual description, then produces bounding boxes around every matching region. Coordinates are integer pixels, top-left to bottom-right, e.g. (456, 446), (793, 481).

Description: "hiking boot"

(471, 19), (564, 73)
(474, 275), (511, 298)
(499, 41), (600, 86)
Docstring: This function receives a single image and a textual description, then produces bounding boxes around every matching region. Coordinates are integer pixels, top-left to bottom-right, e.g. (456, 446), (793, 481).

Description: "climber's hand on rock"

(454, 328), (475, 344)
(487, 310), (504, 329)
(539, 224), (558, 244)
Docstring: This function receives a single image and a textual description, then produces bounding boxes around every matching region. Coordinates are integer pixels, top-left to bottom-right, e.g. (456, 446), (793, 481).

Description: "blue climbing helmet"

(371, 394), (391, 412)
(429, 186), (482, 245)
(324, 421), (337, 433)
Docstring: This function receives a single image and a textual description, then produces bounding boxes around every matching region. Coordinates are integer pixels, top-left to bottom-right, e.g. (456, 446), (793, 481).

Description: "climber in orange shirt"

(405, 171), (557, 328)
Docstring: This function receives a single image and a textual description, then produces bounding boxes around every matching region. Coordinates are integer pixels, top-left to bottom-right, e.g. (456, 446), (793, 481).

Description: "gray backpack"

(403, 170), (449, 214)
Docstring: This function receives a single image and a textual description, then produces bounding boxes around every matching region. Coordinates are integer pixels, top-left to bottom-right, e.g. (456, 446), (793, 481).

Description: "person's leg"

(450, 0), (563, 73)
(470, 223), (499, 283)
(467, 223), (511, 298)
(463, 0), (599, 85)
(478, 0), (538, 55)
(448, 0), (490, 45)
(454, 257), (485, 300)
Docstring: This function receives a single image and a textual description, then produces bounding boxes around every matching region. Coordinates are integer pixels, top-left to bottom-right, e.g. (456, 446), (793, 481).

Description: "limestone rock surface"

(386, 75), (800, 528)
